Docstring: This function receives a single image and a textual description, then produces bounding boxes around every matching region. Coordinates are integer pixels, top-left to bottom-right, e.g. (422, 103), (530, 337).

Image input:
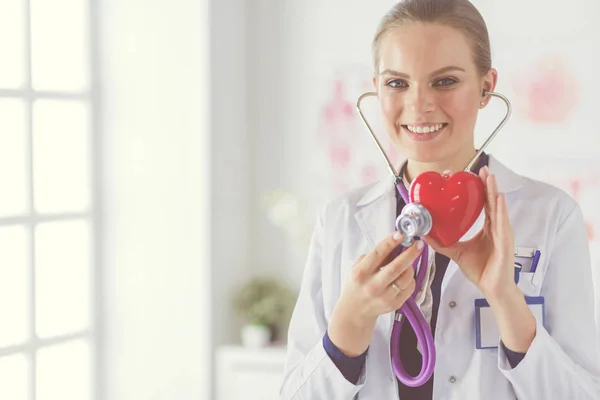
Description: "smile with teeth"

(404, 123), (447, 134)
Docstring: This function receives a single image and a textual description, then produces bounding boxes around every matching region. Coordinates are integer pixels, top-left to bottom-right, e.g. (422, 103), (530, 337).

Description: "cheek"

(440, 92), (478, 123)
(379, 94), (402, 125)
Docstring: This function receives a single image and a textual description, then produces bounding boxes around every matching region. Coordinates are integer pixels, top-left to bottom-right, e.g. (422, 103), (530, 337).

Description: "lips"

(401, 123), (448, 142)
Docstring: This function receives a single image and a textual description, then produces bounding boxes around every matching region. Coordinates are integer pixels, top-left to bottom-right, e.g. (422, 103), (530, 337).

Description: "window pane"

(35, 220), (90, 339)
(37, 339), (90, 400)
(0, 226), (29, 348)
(33, 100), (90, 214)
(0, 353), (29, 400)
(0, 1), (25, 88)
(30, 0), (89, 91)
(0, 99), (28, 217)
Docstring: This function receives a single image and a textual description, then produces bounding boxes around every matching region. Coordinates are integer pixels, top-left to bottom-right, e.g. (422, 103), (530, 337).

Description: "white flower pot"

(241, 324), (271, 348)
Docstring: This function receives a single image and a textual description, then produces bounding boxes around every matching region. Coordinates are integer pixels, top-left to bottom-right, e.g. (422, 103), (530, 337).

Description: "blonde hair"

(372, 0), (491, 76)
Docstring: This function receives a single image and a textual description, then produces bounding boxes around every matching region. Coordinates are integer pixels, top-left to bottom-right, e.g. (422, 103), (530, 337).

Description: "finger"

(386, 274), (415, 301)
(390, 279), (417, 309)
(479, 166), (490, 214)
(395, 263), (416, 291)
(479, 166), (490, 200)
(479, 165), (490, 182)
(496, 194), (513, 252)
(361, 231), (404, 272)
(486, 173), (499, 232)
(354, 254), (367, 266)
(375, 240), (424, 287)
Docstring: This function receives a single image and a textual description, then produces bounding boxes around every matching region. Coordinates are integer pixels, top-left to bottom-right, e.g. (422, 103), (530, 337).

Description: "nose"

(403, 86), (436, 114)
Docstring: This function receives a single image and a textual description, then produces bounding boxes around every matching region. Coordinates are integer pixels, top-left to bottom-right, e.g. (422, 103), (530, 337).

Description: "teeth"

(406, 124), (444, 134)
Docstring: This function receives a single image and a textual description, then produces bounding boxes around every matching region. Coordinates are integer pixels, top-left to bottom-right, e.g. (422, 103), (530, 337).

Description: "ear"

(372, 76), (378, 93)
(480, 68), (498, 106)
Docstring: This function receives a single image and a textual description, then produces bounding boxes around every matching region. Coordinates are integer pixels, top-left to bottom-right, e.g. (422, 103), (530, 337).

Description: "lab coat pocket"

(516, 271), (541, 297)
(514, 247), (545, 297)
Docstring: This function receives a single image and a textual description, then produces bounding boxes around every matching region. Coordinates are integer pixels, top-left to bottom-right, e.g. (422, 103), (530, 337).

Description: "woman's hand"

(328, 232), (423, 357)
(424, 166), (516, 301)
(425, 166), (537, 352)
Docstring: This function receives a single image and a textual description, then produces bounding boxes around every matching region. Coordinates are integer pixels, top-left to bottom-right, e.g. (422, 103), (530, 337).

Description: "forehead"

(378, 23), (475, 75)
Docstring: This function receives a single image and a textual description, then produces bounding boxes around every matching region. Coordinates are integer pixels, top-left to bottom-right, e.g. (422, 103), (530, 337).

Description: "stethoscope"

(355, 89), (512, 387)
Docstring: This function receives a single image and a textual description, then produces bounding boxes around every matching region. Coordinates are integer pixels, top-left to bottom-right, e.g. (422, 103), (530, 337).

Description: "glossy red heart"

(409, 171), (485, 247)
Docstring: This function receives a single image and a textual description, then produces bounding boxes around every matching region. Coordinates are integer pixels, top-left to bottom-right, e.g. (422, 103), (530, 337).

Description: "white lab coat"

(280, 155), (600, 399)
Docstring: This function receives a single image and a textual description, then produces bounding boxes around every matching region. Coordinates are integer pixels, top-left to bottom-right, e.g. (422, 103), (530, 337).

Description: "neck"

(403, 148), (479, 184)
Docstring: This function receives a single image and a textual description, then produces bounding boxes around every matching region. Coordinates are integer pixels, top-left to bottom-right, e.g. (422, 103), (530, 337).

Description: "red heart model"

(409, 170), (485, 247)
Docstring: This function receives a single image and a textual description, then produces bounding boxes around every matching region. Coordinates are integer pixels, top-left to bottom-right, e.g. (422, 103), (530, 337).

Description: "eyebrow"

(379, 66), (466, 78)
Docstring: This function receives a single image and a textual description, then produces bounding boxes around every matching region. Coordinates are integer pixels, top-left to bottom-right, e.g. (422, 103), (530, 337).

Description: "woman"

(279, 0), (600, 399)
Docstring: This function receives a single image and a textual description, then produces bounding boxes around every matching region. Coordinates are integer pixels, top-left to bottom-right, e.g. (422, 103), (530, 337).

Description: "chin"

(403, 144), (448, 164)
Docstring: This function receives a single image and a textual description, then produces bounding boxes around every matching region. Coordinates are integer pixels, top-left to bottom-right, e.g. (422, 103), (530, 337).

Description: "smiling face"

(373, 22), (497, 167)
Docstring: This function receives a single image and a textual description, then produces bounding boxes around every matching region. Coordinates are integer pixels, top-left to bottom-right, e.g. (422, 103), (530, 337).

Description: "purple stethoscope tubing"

(355, 90), (513, 387)
(392, 181), (436, 387)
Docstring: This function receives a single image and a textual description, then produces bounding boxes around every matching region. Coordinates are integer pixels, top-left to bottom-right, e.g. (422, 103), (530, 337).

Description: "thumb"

(423, 234), (457, 259)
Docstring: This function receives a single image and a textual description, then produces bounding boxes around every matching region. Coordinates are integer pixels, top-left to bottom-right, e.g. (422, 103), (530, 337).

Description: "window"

(0, 1), (98, 399)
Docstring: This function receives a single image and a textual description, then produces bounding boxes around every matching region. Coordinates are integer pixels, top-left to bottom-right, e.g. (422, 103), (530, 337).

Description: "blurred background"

(0, 0), (598, 399)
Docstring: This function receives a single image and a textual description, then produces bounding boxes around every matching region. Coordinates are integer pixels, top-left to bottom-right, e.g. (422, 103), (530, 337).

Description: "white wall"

(210, 0), (253, 351)
(99, 0), (211, 399)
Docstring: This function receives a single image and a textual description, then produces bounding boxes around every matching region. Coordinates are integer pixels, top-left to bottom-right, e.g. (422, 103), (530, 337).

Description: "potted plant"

(233, 277), (296, 348)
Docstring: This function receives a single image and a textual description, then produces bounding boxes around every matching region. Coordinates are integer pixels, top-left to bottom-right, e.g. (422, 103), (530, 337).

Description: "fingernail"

(416, 240), (424, 250)
(393, 231), (402, 241)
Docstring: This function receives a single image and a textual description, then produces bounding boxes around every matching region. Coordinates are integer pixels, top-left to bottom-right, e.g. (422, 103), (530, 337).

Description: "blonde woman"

(280, 0), (600, 398)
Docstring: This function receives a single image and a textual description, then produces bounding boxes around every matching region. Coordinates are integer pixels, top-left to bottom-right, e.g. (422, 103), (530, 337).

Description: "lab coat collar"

(356, 154), (525, 208)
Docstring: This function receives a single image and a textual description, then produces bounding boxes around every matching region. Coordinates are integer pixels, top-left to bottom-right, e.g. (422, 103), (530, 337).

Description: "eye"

(434, 77), (458, 87)
(386, 79), (408, 89)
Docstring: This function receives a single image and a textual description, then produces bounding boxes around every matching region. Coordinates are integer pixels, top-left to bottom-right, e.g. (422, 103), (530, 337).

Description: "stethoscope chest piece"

(396, 203), (432, 247)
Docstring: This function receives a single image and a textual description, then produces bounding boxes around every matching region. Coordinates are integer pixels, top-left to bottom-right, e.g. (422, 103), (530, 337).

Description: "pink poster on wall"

(315, 65), (404, 196)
